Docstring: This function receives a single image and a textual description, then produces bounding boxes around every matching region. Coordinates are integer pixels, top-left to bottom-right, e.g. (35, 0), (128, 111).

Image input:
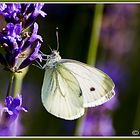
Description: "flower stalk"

(13, 67), (29, 97)
(87, 4), (104, 65)
(6, 73), (15, 97)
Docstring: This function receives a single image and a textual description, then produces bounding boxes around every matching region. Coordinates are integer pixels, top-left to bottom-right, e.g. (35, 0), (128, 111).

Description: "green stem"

(13, 67), (29, 97)
(75, 4), (104, 135)
(87, 4), (104, 65)
(6, 73), (15, 97)
(13, 74), (23, 97)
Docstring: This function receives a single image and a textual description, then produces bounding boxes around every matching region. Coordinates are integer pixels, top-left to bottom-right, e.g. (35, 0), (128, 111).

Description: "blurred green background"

(0, 4), (140, 136)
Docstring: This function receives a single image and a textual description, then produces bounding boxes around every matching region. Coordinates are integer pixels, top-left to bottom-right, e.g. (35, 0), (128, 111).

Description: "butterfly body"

(44, 50), (61, 68)
(41, 50), (115, 120)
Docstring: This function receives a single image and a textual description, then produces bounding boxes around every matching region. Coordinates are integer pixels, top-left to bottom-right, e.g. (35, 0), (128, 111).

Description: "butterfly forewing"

(41, 63), (84, 120)
(60, 59), (115, 108)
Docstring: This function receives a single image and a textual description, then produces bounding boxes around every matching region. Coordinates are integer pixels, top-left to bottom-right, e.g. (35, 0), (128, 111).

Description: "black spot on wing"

(90, 87), (95, 91)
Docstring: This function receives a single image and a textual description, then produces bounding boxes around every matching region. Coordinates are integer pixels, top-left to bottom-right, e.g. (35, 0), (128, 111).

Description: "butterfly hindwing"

(60, 59), (115, 108)
(41, 63), (84, 120)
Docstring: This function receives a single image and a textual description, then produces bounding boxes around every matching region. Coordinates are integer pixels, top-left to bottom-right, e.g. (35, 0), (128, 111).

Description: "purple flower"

(0, 4), (46, 72)
(79, 104), (116, 136)
(0, 95), (27, 136)
(0, 22), (43, 72)
(80, 114), (115, 136)
(3, 95), (27, 123)
(0, 4), (47, 28)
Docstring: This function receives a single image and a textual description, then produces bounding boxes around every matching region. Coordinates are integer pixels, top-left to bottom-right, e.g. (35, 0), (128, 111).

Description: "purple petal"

(33, 3), (47, 17)
(12, 4), (21, 12)
(21, 107), (28, 112)
(29, 42), (41, 61)
(16, 95), (22, 106)
(0, 4), (7, 11)
(7, 4), (21, 13)
(7, 36), (19, 50)
(7, 23), (14, 36)
(6, 23), (22, 42)
(39, 10), (47, 17)
(29, 33), (43, 43)
(10, 98), (20, 109)
(3, 107), (13, 115)
(18, 41), (42, 70)
(35, 3), (44, 10)
(5, 96), (13, 106)
(15, 24), (22, 35)
(33, 22), (38, 34)
(28, 22), (43, 42)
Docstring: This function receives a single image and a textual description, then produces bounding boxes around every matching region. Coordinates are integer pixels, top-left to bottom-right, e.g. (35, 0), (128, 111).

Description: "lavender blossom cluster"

(0, 4), (46, 73)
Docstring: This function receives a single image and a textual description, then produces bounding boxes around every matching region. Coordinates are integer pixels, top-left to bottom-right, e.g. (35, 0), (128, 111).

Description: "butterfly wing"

(41, 63), (84, 120)
(60, 59), (115, 107)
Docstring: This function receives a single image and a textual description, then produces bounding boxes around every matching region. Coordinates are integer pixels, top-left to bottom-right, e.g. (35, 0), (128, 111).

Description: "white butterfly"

(39, 50), (115, 120)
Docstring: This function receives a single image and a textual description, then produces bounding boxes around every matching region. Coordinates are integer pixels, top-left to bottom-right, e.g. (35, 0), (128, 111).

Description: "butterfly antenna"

(56, 27), (59, 51)
(47, 44), (53, 52)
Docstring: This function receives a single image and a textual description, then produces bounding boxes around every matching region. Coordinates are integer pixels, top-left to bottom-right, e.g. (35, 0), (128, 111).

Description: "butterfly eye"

(52, 53), (56, 57)
(90, 87), (95, 91)
(52, 51), (57, 56)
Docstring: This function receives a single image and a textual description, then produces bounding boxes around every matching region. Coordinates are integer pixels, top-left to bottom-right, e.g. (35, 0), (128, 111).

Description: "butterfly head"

(51, 50), (61, 61)
(46, 50), (61, 67)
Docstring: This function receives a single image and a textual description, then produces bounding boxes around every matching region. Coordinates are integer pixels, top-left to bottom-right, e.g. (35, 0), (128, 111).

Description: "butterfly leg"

(39, 51), (51, 62)
(32, 60), (44, 69)
(39, 50), (49, 57)
(39, 50), (47, 56)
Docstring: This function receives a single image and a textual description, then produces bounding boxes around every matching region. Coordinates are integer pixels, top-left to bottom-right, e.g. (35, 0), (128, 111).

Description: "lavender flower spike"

(3, 95), (27, 123)
(0, 3), (46, 72)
